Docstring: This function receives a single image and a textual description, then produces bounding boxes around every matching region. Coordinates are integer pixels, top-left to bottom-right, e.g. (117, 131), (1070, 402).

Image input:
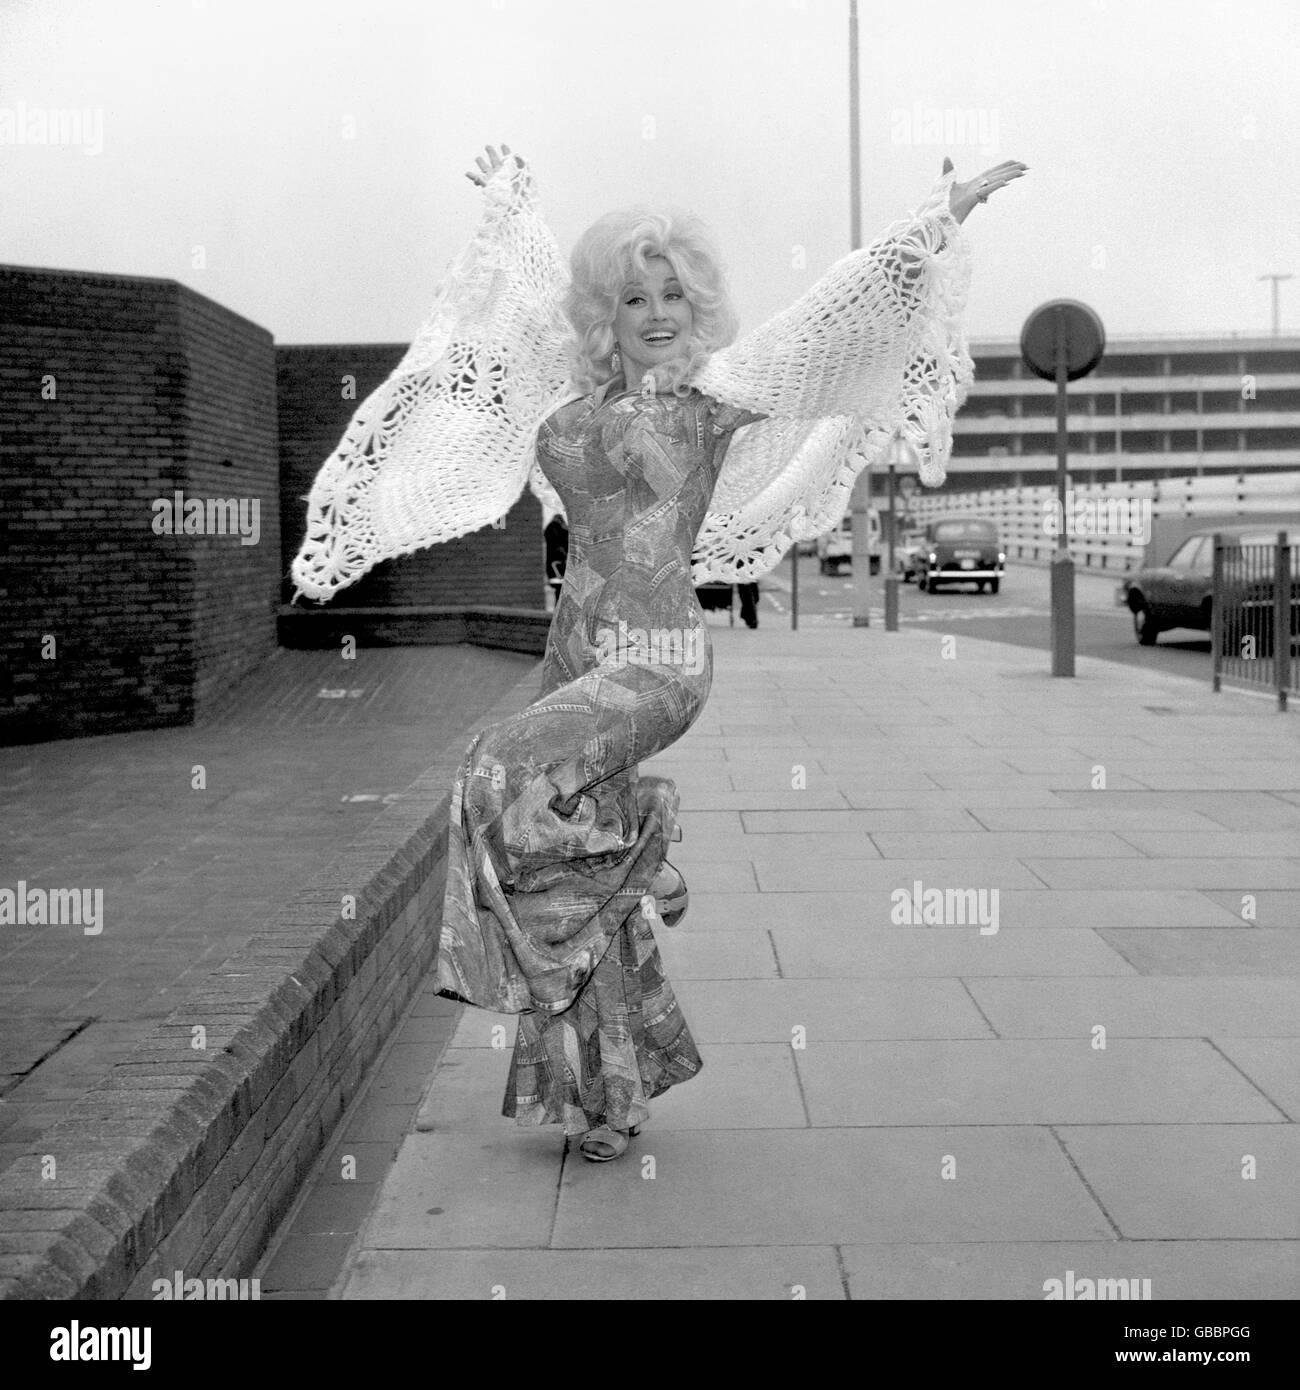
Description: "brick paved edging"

(0, 667), (541, 1299)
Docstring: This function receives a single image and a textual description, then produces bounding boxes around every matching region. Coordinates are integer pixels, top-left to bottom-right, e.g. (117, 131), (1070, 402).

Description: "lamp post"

(1259, 273), (1292, 336)
(846, 0), (869, 627)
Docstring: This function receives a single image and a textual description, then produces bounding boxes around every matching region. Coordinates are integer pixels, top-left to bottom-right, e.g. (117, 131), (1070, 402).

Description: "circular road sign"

(1020, 299), (1106, 382)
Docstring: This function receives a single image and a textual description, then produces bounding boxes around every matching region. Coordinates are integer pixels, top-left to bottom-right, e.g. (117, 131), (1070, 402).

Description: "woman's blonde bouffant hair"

(562, 206), (740, 399)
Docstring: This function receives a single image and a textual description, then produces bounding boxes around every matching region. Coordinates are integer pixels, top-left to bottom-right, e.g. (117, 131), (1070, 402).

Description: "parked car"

(915, 517), (1005, 593)
(816, 509), (881, 575)
(1120, 525), (1300, 648)
(893, 527), (927, 583)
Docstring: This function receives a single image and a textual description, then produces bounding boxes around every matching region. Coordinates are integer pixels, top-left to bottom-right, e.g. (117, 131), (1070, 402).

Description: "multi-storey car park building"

(947, 333), (1300, 492)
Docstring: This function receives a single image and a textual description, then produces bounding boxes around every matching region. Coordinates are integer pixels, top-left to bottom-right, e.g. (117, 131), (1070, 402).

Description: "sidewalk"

(260, 622), (1299, 1300)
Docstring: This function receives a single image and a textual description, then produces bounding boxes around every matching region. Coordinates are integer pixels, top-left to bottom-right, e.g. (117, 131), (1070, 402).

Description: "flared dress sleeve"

(289, 155), (575, 602)
(689, 169), (974, 584)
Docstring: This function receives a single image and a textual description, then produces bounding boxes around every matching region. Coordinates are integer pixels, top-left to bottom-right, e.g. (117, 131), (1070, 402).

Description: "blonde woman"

(292, 142), (1025, 1161)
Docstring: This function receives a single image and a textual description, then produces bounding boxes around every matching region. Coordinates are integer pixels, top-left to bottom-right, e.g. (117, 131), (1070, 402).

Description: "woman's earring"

(611, 345), (621, 373)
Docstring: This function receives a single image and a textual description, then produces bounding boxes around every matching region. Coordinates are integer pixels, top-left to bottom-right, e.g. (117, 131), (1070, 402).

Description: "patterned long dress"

(434, 380), (765, 1136)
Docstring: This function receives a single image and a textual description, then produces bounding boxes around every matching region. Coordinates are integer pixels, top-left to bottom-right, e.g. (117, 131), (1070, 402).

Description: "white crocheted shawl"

(290, 155), (973, 601)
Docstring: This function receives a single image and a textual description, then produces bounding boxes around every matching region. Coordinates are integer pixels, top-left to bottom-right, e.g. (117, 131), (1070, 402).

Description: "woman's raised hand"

(466, 143), (521, 188)
(943, 156), (1028, 224)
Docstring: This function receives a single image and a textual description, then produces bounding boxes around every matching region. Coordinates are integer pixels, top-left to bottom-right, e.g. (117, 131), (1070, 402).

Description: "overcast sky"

(2, 0), (1296, 347)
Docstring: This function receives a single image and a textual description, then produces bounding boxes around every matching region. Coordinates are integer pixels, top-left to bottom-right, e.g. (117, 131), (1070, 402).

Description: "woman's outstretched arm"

(290, 145), (572, 603)
(692, 157), (1026, 425)
(690, 157), (1028, 581)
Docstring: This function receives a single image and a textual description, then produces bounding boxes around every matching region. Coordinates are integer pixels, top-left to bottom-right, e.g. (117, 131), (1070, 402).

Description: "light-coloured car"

(893, 529), (926, 583)
(816, 509), (881, 576)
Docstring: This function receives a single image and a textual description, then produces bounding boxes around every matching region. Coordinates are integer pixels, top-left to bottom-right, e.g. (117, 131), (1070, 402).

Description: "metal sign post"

(1020, 299), (1106, 677)
(851, 463), (873, 627)
(881, 432), (920, 632)
(790, 538), (798, 630)
(884, 464), (899, 630)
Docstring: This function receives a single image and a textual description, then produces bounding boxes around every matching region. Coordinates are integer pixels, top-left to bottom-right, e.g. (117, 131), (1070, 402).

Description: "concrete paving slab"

(340, 1245), (846, 1299)
(717, 722), (808, 738)
(316, 1141), (400, 1186)
(262, 1234), (357, 1292)
(925, 770), (1151, 790)
(800, 749), (1020, 771)
(1023, 858), (1300, 890)
(1199, 890), (1300, 928)
(967, 978), (1300, 1038)
(718, 749), (847, 770)
(339, 1101), (416, 1144)
(741, 809), (984, 833)
(550, 1128), (1111, 1247)
(1211, 1039), (1300, 1122)
(637, 1043), (806, 1130)
(872, 726), (982, 747)
(1115, 832), (1300, 859)
(770, 928), (1134, 977)
(447, 1010), (517, 1050)
(686, 891), (879, 930)
(1057, 1125), (1300, 1238)
(361, 1130), (561, 1249)
(730, 769), (940, 791)
(414, 1048), (511, 1133)
(870, 831), (1143, 858)
(1051, 790), (1300, 829)
(754, 858), (1048, 892)
(795, 1039), (1283, 1126)
(934, 807), (1227, 832)
(1099, 929), (1300, 975)
(1112, 762), (1300, 791)
(667, 859), (758, 892)
(841, 1240), (1298, 1300)
(939, 890), (1243, 928)
(652, 774), (750, 799)
(841, 788), (1087, 809)
(675, 832), (883, 863)
(670, 979), (994, 1042)
(673, 810), (745, 836)
(675, 789), (854, 811)
(655, 929), (779, 979)
(286, 1182), (378, 1236)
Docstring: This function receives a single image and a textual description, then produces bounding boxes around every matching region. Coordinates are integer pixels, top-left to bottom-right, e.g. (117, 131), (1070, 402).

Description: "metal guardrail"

(906, 472), (1300, 574)
(1211, 531), (1297, 711)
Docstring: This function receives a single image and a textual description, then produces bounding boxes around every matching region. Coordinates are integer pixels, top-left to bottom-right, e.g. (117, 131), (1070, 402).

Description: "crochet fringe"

(291, 155), (972, 601)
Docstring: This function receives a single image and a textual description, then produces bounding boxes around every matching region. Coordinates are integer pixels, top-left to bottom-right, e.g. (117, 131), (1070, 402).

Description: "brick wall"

(0, 670), (540, 1300)
(174, 291), (280, 717)
(0, 274), (548, 750)
(0, 266), (279, 745)
(276, 345), (546, 610)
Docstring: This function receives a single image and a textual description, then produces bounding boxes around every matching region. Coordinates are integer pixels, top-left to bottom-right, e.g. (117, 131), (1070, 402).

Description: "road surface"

(755, 557), (1216, 684)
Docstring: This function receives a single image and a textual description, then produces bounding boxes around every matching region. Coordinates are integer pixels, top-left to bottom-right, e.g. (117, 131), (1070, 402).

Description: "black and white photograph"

(0, 0), (1296, 1350)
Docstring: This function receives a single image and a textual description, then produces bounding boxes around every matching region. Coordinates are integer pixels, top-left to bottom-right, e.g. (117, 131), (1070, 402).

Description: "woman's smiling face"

(613, 254), (694, 387)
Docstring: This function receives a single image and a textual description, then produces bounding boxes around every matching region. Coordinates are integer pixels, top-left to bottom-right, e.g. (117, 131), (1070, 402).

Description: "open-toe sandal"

(580, 1125), (637, 1162)
(651, 861), (688, 927)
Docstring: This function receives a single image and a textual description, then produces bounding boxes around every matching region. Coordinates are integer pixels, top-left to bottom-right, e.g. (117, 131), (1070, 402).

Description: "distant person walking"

(543, 513), (568, 608)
